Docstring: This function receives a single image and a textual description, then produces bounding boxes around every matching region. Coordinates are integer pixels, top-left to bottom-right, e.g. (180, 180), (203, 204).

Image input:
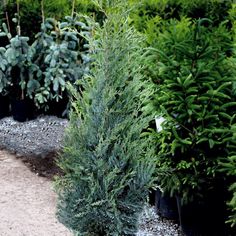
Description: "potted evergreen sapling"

(0, 0), (92, 120)
(4, 30), (39, 121)
(30, 14), (91, 117)
(0, 2), (41, 121)
(152, 17), (236, 235)
(55, 3), (156, 235)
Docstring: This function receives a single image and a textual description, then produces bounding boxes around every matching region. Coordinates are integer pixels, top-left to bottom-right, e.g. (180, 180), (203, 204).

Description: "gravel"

(137, 206), (183, 236)
(0, 116), (183, 236)
(0, 116), (68, 157)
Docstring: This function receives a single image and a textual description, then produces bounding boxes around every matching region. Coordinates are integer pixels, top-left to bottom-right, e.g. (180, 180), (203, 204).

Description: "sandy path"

(0, 150), (72, 236)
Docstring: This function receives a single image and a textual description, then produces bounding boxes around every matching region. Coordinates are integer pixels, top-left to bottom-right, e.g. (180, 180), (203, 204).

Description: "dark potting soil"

(16, 151), (63, 179)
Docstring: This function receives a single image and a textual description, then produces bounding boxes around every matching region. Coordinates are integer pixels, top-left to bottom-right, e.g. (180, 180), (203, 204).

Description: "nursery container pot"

(45, 95), (69, 118)
(176, 184), (227, 236)
(155, 188), (179, 220)
(11, 98), (35, 122)
(149, 189), (156, 206)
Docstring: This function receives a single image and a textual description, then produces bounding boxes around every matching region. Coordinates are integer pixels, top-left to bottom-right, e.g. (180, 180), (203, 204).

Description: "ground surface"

(0, 150), (72, 236)
(0, 116), (68, 158)
(0, 116), (183, 236)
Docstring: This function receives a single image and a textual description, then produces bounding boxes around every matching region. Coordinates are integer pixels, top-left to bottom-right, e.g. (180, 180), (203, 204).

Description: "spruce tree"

(55, 3), (155, 236)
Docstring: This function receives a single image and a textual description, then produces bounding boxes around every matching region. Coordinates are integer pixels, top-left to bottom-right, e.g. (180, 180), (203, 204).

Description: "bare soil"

(17, 151), (63, 179)
(0, 150), (72, 236)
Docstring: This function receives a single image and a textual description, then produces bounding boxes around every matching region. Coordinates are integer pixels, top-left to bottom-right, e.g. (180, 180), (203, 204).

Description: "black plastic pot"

(155, 188), (179, 220)
(149, 189), (156, 206)
(176, 186), (227, 236)
(11, 99), (35, 122)
(0, 94), (10, 119)
(44, 96), (69, 118)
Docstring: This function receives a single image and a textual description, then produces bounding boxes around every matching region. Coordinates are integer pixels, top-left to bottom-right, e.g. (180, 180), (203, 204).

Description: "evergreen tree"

(55, 3), (155, 235)
(151, 17), (236, 202)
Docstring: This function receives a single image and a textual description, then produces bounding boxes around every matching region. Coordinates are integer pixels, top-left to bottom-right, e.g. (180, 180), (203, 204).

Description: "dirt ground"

(0, 150), (72, 236)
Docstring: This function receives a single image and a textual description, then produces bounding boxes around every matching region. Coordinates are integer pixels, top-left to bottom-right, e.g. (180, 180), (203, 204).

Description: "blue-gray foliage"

(55, 6), (156, 236)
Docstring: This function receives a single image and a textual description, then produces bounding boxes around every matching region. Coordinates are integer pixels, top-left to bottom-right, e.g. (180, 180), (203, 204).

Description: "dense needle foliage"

(55, 3), (155, 236)
(151, 17), (236, 203)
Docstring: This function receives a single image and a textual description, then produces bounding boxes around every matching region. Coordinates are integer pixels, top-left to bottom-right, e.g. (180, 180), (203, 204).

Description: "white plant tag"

(155, 116), (165, 132)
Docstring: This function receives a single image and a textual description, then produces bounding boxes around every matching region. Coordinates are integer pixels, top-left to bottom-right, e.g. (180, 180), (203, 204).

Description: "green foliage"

(1, 0), (42, 43)
(0, 1), (8, 25)
(0, 13), (91, 114)
(220, 125), (236, 227)
(0, 46), (10, 95)
(55, 4), (155, 235)
(1, 0), (234, 43)
(4, 0), (71, 19)
(129, 0), (233, 34)
(6, 35), (40, 99)
(129, 0), (180, 32)
(30, 15), (91, 111)
(0, 0), (104, 42)
(74, 0), (105, 23)
(0, 21), (41, 100)
(180, 0), (232, 23)
(228, 182), (236, 227)
(150, 17), (236, 202)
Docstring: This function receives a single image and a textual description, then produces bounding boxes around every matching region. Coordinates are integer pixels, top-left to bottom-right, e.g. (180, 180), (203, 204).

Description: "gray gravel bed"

(137, 206), (183, 236)
(0, 116), (68, 157)
(0, 116), (183, 236)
